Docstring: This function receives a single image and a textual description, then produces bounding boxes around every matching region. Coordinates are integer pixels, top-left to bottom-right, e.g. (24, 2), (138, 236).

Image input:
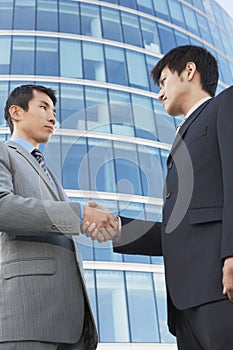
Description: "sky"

(215, 0), (233, 19)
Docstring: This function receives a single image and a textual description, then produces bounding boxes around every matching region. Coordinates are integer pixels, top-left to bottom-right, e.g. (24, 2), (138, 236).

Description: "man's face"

(158, 66), (189, 116)
(13, 90), (56, 147)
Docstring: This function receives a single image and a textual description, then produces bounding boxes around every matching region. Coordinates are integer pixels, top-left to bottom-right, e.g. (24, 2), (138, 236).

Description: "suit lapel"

(6, 140), (60, 200)
(171, 100), (211, 154)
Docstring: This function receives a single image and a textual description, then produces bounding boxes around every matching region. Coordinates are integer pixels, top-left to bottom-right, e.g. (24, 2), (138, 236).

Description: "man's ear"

(9, 105), (23, 122)
(186, 61), (197, 81)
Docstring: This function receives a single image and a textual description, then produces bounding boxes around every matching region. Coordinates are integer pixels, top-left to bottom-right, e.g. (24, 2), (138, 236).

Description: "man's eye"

(41, 105), (46, 110)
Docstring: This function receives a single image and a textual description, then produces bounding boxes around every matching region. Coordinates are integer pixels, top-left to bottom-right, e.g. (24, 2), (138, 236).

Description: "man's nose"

(49, 112), (56, 125)
(158, 89), (164, 101)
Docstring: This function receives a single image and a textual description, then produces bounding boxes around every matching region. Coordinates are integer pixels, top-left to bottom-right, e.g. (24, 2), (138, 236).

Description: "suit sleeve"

(217, 86), (233, 259)
(113, 216), (162, 256)
(0, 142), (81, 235)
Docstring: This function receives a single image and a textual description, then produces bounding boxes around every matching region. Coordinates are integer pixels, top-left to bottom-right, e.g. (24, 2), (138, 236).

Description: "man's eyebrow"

(40, 100), (56, 113)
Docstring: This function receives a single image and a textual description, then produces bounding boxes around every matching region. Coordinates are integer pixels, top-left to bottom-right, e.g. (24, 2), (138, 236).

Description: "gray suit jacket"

(0, 140), (98, 349)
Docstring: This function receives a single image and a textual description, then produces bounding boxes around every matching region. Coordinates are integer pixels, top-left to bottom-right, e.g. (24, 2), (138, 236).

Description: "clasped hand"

(81, 202), (120, 243)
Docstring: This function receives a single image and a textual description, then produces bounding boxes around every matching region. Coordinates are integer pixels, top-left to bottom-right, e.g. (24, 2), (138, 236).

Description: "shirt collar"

(185, 96), (212, 118)
(10, 136), (35, 154)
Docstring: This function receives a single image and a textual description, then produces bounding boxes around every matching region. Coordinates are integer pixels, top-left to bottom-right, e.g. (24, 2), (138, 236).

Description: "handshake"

(82, 201), (120, 243)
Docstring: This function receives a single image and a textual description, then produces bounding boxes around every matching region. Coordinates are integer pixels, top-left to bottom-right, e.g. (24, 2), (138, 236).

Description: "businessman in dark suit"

(0, 84), (118, 350)
(87, 45), (233, 349)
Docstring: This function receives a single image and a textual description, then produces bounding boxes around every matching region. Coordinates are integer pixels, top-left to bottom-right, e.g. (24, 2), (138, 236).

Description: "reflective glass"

(146, 55), (160, 93)
(118, 201), (146, 219)
(153, 0), (170, 21)
(167, 0), (186, 28)
(0, 0), (13, 29)
(137, 144), (164, 198)
(60, 84), (85, 125)
(83, 42), (106, 82)
(37, 0), (58, 31)
(192, 0), (204, 12)
(153, 273), (176, 343)
(126, 51), (149, 89)
(140, 18), (161, 54)
(83, 270), (98, 326)
(119, 0), (137, 9)
(182, 4), (200, 35)
(131, 94), (157, 140)
(96, 270), (130, 342)
(105, 46), (128, 85)
(59, 1), (80, 34)
(126, 271), (160, 342)
(145, 203), (163, 221)
(209, 23), (224, 53)
(11, 37), (35, 75)
(195, 13), (212, 44)
(0, 83), (8, 127)
(60, 40), (83, 79)
(80, 3), (102, 38)
(85, 87), (110, 133)
(174, 30), (190, 46)
(36, 37), (59, 76)
(87, 138), (116, 192)
(153, 99), (176, 145)
(137, 0), (154, 15)
(217, 55), (233, 86)
(121, 12), (143, 47)
(110, 101), (135, 136)
(14, 0), (35, 29)
(113, 141), (143, 196)
(0, 37), (11, 74)
(94, 239), (123, 262)
(62, 136), (89, 190)
(101, 7), (123, 42)
(157, 24), (176, 54)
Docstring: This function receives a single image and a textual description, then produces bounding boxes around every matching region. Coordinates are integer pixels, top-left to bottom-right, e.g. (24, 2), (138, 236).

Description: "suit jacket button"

(166, 192), (171, 199)
(167, 161), (173, 169)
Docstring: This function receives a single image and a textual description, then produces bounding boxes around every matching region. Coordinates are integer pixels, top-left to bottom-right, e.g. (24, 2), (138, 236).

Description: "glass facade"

(0, 0), (233, 348)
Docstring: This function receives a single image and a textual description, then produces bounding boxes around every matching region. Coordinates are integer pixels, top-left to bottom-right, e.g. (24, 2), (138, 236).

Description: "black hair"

(151, 45), (218, 97)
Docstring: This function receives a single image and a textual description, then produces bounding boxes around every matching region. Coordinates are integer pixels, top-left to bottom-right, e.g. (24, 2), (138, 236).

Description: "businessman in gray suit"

(0, 84), (119, 350)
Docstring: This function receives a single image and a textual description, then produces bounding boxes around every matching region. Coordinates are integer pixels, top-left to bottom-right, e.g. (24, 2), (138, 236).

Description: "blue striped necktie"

(31, 148), (50, 178)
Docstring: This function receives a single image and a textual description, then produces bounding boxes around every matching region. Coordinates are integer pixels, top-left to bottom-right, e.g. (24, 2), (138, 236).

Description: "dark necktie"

(31, 148), (50, 178)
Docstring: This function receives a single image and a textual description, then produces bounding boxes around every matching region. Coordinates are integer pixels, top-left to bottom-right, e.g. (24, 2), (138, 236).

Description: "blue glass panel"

(192, 0), (204, 12)
(60, 40), (82, 79)
(0, 82), (8, 127)
(80, 3), (102, 38)
(140, 17), (161, 54)
(121, 12), (143, 47)
(0, 37), (11, 74)
(105, 46), (128, 85)
(137, 0), (154, 15)
(101, 7), (123, 42)
(153, 273), (176, 343)
(118, 201), (146, 220)
(114, 142), (143, 196)
(167, 0), (186, 28)
(209, 22), (224, 53)
(217, 55), (233, 86)
(83, 42), (106, 82)
(153, 98), (176, 145)
(62, 137), (89, 190)
(110, 99), (135, 136)
(11, 37), (35, 75)
(94, 239), (123, 262)
(59, 1), (80, 34)
(174, 30), (190, 46)
(158, 24), (176, 54)
(126, 51), (149, 89)
(138, 144), (164, 198)
(85, 87), (110, 133)
(126, 271), (160, 342)
(96, 270), (130, 342)
(153, 0), (170, 21)
(132, 94), (158, 140)
(37, 0), (58, 31)
(0, 0), (13, 29)
(146, 55), (160, 93)
(36, 37), (59, 76)
(119, 0), (137, 9)
(196, 13), (212, 44)
(14, 0), (35, 30)
(182, 4), (200, 35)
(60, 84), (84, 125)
(87, 138), (116, 192)
(83, 270), (98, 326)
(145, 203), (163, 221)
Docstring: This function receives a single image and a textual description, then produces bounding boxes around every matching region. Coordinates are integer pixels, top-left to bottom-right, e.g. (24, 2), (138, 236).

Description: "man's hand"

(81, 202), (119, 243)
(222, 257), (233, 302)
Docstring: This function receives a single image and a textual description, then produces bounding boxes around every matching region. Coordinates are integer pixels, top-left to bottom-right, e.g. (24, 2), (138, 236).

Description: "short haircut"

(151, 45), (218, 97)
(5, 84), (57, 134)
